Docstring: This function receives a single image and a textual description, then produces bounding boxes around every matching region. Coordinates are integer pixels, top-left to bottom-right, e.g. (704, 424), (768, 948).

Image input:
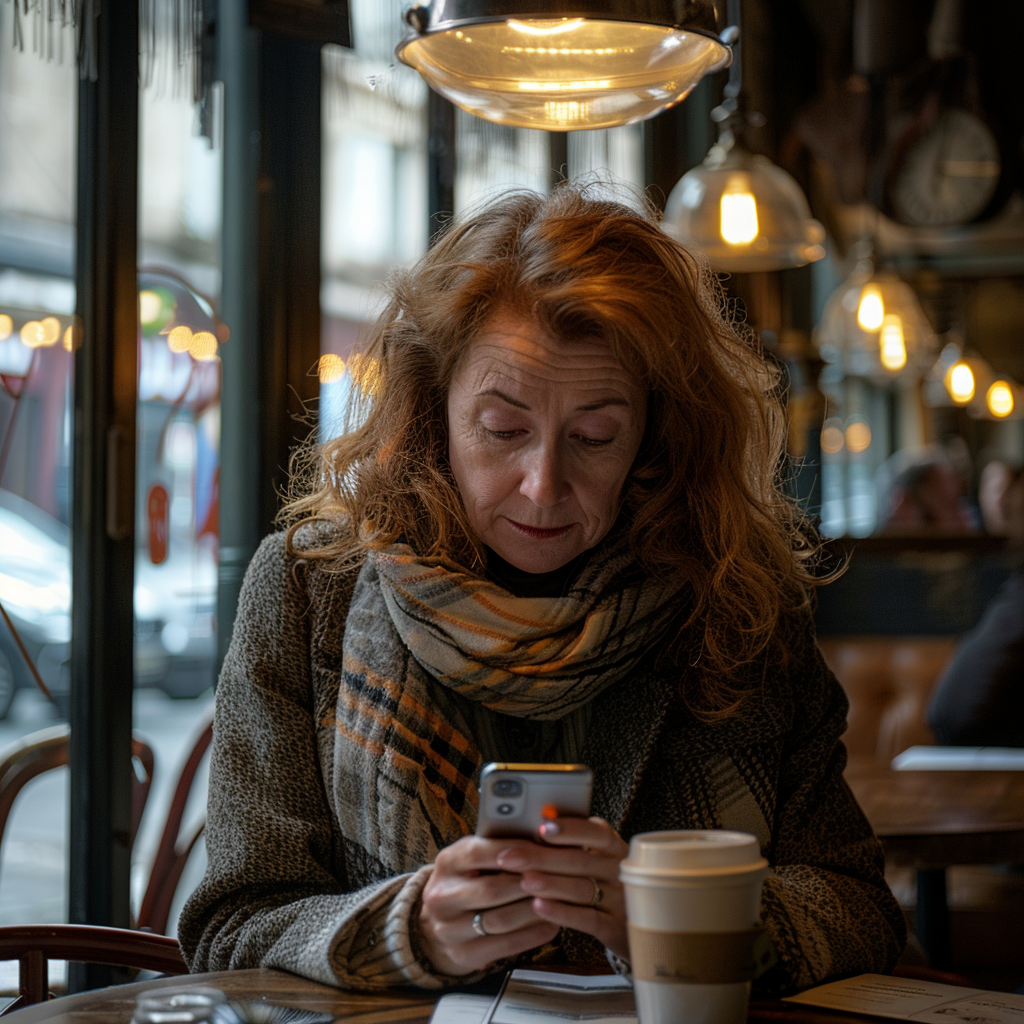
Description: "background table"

(845, 756), (1024, 967)
(3, 967), (902, 1024)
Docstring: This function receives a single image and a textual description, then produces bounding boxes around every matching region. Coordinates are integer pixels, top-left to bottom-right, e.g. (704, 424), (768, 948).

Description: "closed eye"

(572, 433), (613, 447)
(486, 428), (525, 439)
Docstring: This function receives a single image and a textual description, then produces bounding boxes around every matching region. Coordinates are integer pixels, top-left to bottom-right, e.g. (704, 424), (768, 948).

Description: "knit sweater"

(178, 532), (906, 992)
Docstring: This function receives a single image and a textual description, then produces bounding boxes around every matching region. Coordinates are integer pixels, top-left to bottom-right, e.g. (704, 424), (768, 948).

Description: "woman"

(179, 183), (905, 992)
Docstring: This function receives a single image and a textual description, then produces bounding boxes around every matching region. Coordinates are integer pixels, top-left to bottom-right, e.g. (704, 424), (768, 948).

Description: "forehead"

(455, 314), (640, 397)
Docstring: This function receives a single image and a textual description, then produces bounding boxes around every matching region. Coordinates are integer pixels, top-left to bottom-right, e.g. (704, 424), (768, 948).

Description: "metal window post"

(69, 0), (139, 992)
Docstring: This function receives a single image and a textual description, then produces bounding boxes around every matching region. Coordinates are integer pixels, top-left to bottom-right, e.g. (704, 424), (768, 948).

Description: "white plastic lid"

(621, 829), (767, 877)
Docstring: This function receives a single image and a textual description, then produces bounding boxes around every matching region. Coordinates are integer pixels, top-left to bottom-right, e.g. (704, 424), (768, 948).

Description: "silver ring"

(472, 912), (489, 937)
(589, 878), (604, 907)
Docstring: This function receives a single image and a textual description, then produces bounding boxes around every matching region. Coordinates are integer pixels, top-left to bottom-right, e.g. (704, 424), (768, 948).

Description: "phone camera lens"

(492, 779), (523, 797)
(496, 803), (515, 815)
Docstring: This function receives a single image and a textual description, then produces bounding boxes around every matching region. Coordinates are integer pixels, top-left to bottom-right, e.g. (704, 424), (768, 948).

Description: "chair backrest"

(137, 707), (214, 935)
(0, 923), (187, 1014)
(0, 726), (155, 876)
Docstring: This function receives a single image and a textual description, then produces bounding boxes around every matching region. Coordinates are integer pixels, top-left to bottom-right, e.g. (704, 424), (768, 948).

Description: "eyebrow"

(477, 388), (631, 412)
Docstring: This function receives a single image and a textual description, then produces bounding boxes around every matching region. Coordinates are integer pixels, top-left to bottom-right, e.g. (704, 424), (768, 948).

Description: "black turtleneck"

(483, 547), (586, 598)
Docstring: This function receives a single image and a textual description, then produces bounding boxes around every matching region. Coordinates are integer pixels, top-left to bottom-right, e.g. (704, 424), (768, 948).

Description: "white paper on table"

(784, 973), (1024, 1022)
(892, 746), (1024, 770)
(430, 971), (636, 1024)
(429, 993), (495, 1024)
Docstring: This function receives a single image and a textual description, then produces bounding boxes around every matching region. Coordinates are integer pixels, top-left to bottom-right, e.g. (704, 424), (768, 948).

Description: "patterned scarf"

(330, 535), (685, 874)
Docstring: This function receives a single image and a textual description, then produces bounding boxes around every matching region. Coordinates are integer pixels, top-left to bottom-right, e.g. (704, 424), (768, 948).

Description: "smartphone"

(476, 762), (593, 839)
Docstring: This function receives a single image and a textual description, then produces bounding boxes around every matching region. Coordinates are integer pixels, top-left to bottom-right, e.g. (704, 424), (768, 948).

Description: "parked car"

(0, 488), (216, 719)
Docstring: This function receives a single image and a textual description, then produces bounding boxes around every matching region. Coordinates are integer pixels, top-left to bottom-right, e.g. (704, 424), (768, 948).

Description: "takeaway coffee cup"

(619, 830), (770, 1024)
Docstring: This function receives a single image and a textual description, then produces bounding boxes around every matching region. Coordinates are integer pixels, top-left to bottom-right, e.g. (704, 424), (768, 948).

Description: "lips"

(506, 519), (573, 540)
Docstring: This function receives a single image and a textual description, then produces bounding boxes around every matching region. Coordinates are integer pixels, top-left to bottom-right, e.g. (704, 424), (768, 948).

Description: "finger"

(426, 919), (561, 976)
(537, 816), (629, 857)
(424, 869), (531, 923)
(462, 897), (541, 940)
(435, 835), (543, 876)
(518, 871), (623, 913)
(496, 842), (623, 883)
(530, 897), (629, 962)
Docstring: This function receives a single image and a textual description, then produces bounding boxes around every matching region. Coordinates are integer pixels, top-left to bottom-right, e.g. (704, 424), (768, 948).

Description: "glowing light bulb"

(189, 331), (218, 361)
(0, 314), (12, 340)
(167, 325), (193, 353)
(20, 321), (46, 348)
(40, 317), (61, 346)
(845, 419), (872, 453)
(719, 178), (758, 245)
(878, 314), (907, 372)
(820, 422), (845, 455)
(507, 18), (585, 36)
(139, 289), (163, 326)
(987, 381), (1014, 418)
(856, 285), (884, 331)
(318, 353), (345, 383)
(948, 362), (975, 404)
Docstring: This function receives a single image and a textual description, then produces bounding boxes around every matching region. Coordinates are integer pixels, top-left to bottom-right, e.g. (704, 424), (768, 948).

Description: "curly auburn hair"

(283, 181), (827, 716)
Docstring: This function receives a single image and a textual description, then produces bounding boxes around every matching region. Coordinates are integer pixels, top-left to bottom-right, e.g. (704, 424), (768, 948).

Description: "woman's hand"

(417, 834), (561, 976)
(496, 816), (630, 961)
(415, 817), (630, 977)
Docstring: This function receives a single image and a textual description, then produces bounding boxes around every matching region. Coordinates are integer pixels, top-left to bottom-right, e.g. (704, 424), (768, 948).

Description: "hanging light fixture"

(662, 93), (826, 270)
(659, 0), (823, 272)
(395, 2), (734, 131)
(923, 340), (1022, 419)
(815, 249), (937, 383)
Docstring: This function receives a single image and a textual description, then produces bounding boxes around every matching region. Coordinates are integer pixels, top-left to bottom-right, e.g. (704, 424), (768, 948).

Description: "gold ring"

(589, 878), (604, 907)
(472, 912), (489, 937)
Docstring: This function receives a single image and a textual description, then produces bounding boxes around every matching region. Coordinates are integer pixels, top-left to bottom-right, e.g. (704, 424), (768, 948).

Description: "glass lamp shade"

(395, 2), (732, 130)
(814, 261), (937, 383)
(662, 137), (826, 271)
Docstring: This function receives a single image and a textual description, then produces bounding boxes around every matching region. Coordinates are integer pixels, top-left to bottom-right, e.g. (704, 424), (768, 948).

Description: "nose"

(520, 443), (570, 507)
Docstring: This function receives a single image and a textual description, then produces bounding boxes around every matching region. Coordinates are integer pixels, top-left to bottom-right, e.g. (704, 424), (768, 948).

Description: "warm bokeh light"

(20, 320), (46, 348)
(720, 182), (759, 245)
(63, 325), (75, 352)
(139, 289), (163, 326)
(987, 381), (1014, 418)
(845, 419), (872, 453)
(0, 314), (12, 340)
(856, 285), (884, 331)
(189, 331), (218, 361)
(879, 314), (907, 372)
(820, 422), (845, 455)
(167, 325), (193, 353)
(40, 317), (61, 346)
(318, 353), (345, 383)
(947, 362), (975, 403)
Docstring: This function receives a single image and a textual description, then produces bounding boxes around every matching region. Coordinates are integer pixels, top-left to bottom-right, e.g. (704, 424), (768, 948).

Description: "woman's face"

(447, 313), (646, 574)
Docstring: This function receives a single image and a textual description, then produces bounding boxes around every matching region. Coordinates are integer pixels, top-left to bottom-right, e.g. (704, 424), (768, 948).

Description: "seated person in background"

(875, 447), (978, 535)
(178, 183), (905, 992)
(929, 465), (1024, 747)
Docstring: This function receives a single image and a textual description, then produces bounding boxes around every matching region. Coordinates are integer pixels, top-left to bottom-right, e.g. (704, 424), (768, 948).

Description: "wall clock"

(883, 106), (1003, 227)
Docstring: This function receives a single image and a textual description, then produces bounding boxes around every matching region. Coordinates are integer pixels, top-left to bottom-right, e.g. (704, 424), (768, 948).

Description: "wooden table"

(0, 967), (900, 1024)
(845, 756), (1024, 967)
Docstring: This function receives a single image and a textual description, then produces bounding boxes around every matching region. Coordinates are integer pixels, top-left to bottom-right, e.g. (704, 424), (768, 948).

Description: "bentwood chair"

(0, 924), (188, 1013)
(0, 725), (155, 877)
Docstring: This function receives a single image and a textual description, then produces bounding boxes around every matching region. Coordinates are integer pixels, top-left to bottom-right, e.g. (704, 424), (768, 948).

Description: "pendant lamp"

(662, 90), (826, 271)
(395, 1), (733, 131)
(815, 249), (937, 383)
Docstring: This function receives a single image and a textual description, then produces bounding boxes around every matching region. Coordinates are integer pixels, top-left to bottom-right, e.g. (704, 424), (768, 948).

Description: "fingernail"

(497, 849), (525, 869)
(539, 822), (561, 838)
